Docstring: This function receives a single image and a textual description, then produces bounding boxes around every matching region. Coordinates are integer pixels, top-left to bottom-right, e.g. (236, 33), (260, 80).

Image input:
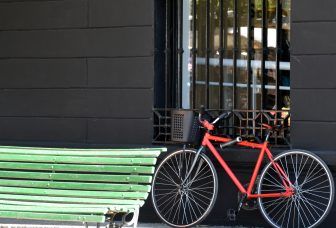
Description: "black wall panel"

(0, 0), (88, 30)
(292, 22), (336, 55)
(291, 89), (336, 122)
(0, 59), (87, 88)
(0, 0), (154, 145)
(291, 55), (336, 89)
(292, 0), (336, 22)
(0, 117), (87, 144)
(0, 28), (153, 58)
(87, 119), (153, 144)
(291, 0), (336, 150)
(291, 121), (336, 150)
(89, 0), (153, 27)
(88, 57), (154, 88)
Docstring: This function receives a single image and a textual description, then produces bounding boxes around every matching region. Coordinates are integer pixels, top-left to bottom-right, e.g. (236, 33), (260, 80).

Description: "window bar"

(192, 0), (197, 109)
(261, 0), (268, 110)
(177, 0), (183, 109)
(275, 0), (283, 144)
(232, 0), (238, 136)
(247, 0), (253, 133)
(164, 0), (171, 141)
(233, 0), (238, 110)
(219, 0), (224, 110)
(261, 0), (268, 138)
(275, 0), (282, 110)
(205, 0), (211, 109)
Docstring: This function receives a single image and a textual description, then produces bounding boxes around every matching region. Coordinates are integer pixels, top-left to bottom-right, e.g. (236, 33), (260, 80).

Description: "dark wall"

(291, 0), (336, 151)
(0, 0), (154, 146)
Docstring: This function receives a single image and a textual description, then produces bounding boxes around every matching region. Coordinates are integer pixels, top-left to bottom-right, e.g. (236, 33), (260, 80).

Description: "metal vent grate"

(172, 114), (185, 140)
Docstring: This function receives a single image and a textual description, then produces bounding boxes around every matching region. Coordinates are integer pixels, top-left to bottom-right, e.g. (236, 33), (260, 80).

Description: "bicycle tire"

(151, 149), (218, 227)
(258, 150), (334, 228)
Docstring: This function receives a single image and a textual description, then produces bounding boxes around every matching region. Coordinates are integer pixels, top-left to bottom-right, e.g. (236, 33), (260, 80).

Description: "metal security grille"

(153, 0), (291, 146)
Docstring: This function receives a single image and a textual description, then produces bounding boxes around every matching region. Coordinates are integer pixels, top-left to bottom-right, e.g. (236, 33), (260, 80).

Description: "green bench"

(0, 146), (166, 227)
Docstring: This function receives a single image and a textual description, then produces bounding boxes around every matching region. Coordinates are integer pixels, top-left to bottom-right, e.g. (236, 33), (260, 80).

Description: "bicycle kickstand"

(227, 193), (247, 222)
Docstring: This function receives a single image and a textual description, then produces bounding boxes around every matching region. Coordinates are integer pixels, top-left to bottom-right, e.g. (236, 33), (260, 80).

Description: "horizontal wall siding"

(0, 0), (154, 145)
(0, 89), (152, 118)
(291, 122), (336, 150)
(0, 28), (153, 57)
(88, 58), (154, 88)
(291, 55), (336, 89)
(89, 0), (153, 27)
(87, 119), (153, 144)
(292, 22), (336, 55)
(292, 0), (336, 22)
(0, 117), (87, 144)
(0, 0), (88, 30)
(291, 0), (336, 150)
(0, 59), (87, 88)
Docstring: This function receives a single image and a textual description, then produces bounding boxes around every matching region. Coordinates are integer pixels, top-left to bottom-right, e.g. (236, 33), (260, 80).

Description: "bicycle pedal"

(227, 209), (237, 221)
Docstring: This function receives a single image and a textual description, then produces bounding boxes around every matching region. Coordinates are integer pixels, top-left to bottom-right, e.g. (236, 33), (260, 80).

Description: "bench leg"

(121, 208), (139, 228)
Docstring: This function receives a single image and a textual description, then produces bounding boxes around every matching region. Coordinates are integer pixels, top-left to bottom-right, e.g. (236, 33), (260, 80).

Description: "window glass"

(182, 0), (290, 111)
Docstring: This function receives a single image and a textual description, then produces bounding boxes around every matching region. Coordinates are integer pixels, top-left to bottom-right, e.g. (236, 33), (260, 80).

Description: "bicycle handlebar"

(198, 106), (231, 130)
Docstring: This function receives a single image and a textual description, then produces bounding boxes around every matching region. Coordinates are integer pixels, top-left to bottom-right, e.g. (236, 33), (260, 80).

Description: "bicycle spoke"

(297, 198), (309, 227)
(276, 198), (292, 226)
(300, 194), (324, 214)
(161, 164), (179, 185)
(262, 175), (285, 189)
(300, 169), (327, 187)
(188, 192), (207, 212)
(166, 157), (180, 179)
(165, 192), (179, 220)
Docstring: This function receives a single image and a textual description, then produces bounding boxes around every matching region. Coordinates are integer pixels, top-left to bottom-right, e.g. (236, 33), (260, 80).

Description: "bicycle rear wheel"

(258, 150), (334, 228)
(151, 149), (218, 227)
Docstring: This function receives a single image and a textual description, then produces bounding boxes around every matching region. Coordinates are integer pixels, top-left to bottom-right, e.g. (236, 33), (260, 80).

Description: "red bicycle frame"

(201, 131), (294, 199)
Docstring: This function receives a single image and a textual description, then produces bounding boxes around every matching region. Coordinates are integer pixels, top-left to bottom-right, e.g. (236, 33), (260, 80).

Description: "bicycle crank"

(237, 177), (260, 211)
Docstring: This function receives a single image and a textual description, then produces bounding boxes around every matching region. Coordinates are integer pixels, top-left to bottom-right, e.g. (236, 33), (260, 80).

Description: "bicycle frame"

(201, 132), (294, 199)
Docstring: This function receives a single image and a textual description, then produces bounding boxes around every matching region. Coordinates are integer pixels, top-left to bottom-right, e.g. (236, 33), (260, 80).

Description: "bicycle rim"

(151, 149), (218, 227)
(258, 150), (334, 228)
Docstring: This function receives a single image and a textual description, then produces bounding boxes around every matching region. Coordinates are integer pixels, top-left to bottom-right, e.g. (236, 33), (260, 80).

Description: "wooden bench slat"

(0, 149), (161, 158)
(0, 200), (138, 212)
(0, 187), (149, 199)
(0, 211), (105, 223)
(0, 179), (150, 192)
(0, 162), (155, 174)
(0, 146), (167, 153)
(0, 154), (157, 165)
(0, 171), (152, 183)
(0, 205), (109, 214)
(0, 194), (145, 206)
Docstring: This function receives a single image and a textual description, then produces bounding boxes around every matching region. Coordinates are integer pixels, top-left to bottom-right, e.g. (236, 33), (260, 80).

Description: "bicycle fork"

(180, 146), (204, 186)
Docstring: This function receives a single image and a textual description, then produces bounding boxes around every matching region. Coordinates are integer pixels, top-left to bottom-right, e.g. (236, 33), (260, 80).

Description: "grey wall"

(291, 0), (336, 150)
(0, 0), (154, 146)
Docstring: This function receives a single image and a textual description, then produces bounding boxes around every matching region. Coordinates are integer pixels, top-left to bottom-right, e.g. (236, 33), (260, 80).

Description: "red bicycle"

(152, 108), (334, 228)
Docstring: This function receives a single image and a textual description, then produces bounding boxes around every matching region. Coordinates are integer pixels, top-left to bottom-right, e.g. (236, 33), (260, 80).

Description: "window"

(154, 0), (291, 146)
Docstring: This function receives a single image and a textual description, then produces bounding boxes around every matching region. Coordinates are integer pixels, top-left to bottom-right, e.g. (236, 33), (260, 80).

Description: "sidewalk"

(0, 222), (248, 228)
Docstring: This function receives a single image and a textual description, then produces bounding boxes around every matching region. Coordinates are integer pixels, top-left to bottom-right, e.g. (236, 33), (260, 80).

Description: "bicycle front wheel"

(151, 149), (218, 227)
(258, 150), (334, 228)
